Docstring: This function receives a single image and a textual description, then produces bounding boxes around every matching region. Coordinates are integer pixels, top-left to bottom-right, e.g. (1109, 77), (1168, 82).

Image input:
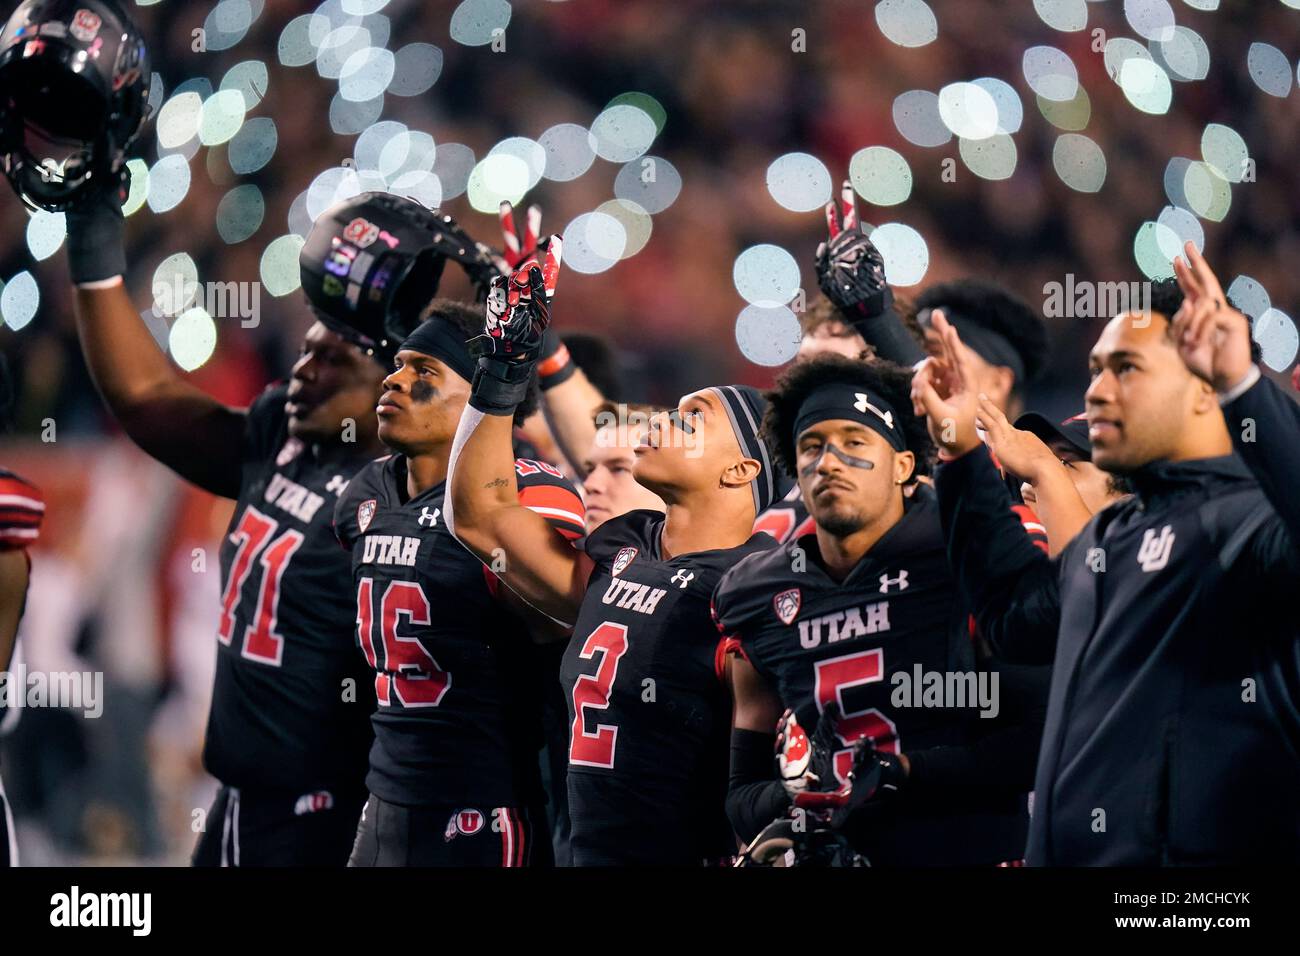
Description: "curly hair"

(419, 298), (540, 425)
(910, 278), (1047, 387)
(762, 354), (934, 481)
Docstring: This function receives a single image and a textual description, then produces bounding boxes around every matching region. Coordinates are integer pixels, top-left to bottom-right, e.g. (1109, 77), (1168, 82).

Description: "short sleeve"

(513, 458), (586, 542)
(0, 469), (44, 551)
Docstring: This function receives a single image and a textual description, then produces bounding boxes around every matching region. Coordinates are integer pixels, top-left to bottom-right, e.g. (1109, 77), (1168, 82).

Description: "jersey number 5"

(813, 649), (899, 784)
(569, 622), (630, 769)
(218, 506), (304, 666)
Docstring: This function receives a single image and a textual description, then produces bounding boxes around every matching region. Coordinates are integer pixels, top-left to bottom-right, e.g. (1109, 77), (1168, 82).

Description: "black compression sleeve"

(848, 301), (926, 366)
(726, 728), (793, 844)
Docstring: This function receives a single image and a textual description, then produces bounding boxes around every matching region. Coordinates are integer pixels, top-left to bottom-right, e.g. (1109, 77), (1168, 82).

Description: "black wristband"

(65, 189), (127, 285)
(469, 357), (533, 416)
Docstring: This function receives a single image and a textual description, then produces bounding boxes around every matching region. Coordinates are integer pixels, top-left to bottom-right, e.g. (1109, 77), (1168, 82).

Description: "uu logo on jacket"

(1137, 525), (1175, 572)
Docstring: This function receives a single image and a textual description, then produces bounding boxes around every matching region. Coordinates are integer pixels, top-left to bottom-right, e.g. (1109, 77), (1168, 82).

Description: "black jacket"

(935, 374), (1300, 865)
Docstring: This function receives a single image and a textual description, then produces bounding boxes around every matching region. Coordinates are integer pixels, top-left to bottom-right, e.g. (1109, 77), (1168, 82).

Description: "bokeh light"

(875, 0), (938, 48)
(959, 134), (1017, 180)
(217, 185), (266, 244)
(766, 153), (832, 212)
(614, 156), (681, 213)
(1022, 46), (1079, 102)
(169, 307), (218, 372)
(26, 210), (66, 261)
(868, 223), (928, 286)
(449, 0), (511, 46)
(0, 271), (39, 331)
(147, 155), (193, 214)
(849, 146), (912, 205)
(260, 235), (306, 296)
(893, 90), (951, 147)
(1254, 309), (1299, 372)
(735, 305), (801, 366)
(562, 211), (626, 274)
(1053, 134), (1107, 192)
(733, 245), (800, 307)
(589, 104), (657, 162)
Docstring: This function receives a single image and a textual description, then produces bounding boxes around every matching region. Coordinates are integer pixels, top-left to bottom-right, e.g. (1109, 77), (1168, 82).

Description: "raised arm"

(1172, 242), (1300, 565)
(498, 201), (604, 477)
(67, 192), (246, 498)
(446, 238), (590, 625)
(815, 180), (925, 366)
(976, 396), (1095, 555)
(912, 311), (1062, 662)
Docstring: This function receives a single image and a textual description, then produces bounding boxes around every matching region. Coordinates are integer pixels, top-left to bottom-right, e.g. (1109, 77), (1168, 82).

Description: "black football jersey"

(753, 484), (815, 544)
(561, 510), (777, 865)
(335, 455), (585, 807)
(205, 383), (377, 794)
(714, 486), (1029, 864)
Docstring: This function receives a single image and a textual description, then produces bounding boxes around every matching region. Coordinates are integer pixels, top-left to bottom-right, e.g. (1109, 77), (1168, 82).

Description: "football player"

(0, 466), (44, 867)
(758, 185), (1049, 550)
(446, 247), (780, 865)
(714, 354), (1045, 865)
(335, 294), (585, 867)
(62, 187), (490, 865)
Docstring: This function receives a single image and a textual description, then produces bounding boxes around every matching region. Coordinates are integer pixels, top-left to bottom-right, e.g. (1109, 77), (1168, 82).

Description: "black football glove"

(467, 236), (562, 415)
(814, 179), (892, 322)
(787, 700), (906, 828)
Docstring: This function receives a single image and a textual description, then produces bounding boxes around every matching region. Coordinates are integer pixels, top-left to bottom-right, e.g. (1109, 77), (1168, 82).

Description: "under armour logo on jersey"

(670, 570), (695, 589)
(325, 475), (349, 495)
(854, 393), (893, 430)
(418, 506), (440, 528)
(1137, 525), (1175, 572)
(879, 570), (909, 593)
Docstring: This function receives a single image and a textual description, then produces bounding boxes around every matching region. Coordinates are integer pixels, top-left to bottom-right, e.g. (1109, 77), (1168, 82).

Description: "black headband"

(708, 384), (777, 515)
(917, 307), (1026, 384)
(398, 318), (477, 383)
(794, 383), (906, 452)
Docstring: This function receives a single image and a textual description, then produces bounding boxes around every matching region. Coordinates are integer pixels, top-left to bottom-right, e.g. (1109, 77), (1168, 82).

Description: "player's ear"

(721, 456), (762, 493)
(1190, 374), (1219, 415)
(893, 449), (915, 486)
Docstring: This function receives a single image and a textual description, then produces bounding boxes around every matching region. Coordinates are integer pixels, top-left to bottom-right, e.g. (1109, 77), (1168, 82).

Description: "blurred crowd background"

(0, 0), (1296, 863)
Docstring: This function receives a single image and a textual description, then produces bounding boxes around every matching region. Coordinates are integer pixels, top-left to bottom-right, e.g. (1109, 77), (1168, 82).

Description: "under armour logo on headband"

(854, 393), (894, 430)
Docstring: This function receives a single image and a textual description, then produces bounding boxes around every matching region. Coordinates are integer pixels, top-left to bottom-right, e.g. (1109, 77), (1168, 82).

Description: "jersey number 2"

(218, 506), (304, 666)
(569, 622), (630, 769)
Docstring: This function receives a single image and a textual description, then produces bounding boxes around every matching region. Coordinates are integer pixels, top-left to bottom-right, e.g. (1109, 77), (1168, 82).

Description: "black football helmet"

(0, 0), (150, 211)
(299, 191), (501, 362)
